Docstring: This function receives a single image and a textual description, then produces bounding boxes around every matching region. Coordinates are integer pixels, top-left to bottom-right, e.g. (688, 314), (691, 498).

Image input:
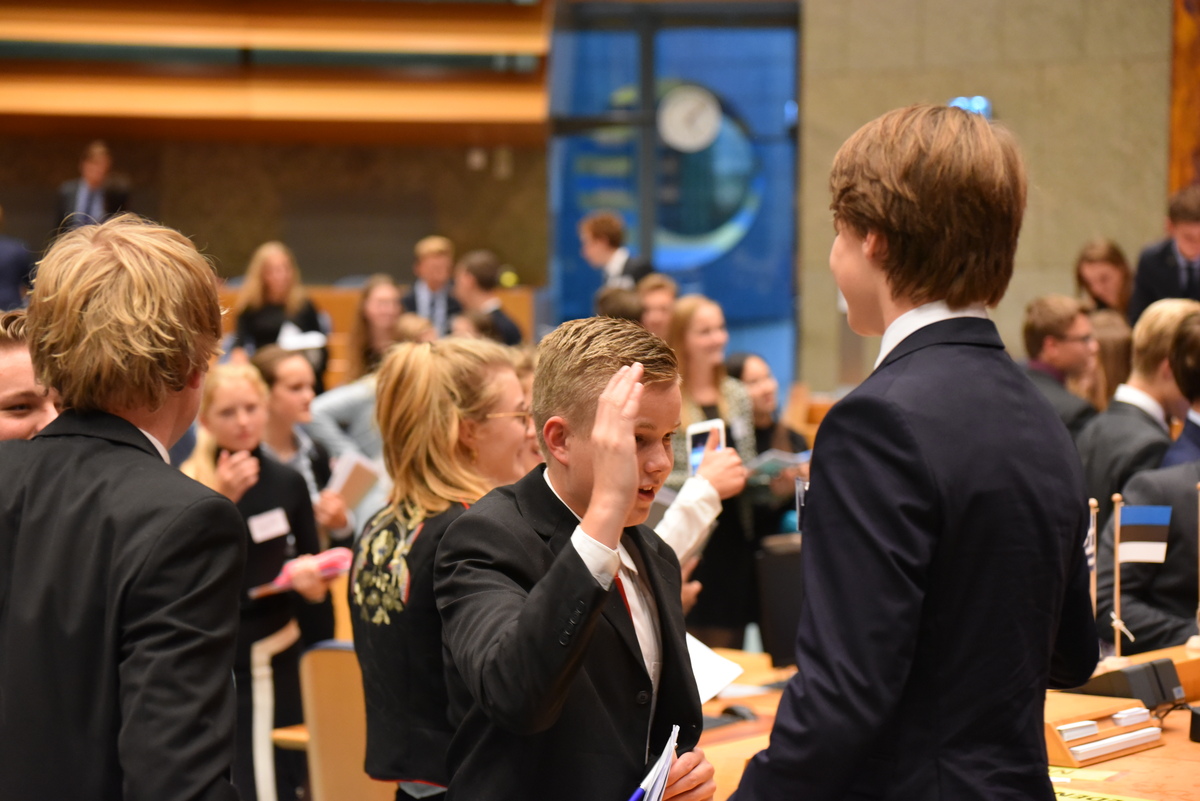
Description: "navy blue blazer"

(1160, 418), (1200, 468)
(1128, 238), (1195, 324)
(731, 318), (1097, 801)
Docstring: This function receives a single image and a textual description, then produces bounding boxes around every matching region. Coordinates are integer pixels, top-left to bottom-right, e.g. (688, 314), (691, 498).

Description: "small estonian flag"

(1117, 505), (1171, 564)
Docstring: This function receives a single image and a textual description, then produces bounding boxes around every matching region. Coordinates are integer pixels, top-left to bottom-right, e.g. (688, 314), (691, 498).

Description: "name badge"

(247, 507), (290, 544)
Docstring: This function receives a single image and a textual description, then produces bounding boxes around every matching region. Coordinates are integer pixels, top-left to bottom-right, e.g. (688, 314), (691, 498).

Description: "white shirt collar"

(604, 247), (630, 282)
(1113, 384), (1169, 431)
(479, 297), (502, 314)
(874, 301), (989, 368)
(136, 427), (171, 463)
(543, 468), (581, 521)
(1187, 407), (1200, 429)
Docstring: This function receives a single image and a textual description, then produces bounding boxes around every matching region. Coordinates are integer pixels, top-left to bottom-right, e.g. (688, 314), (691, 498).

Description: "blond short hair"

(376, 338), (513, 521)
(830, 104), (1026, 309)
(414, 235), (454, 261)
(534, 316), (678, 456)
(234, 241), (307, 317)
(181, 364), (269, 489)
(0, 308), (26, 347)
(637, 272), (678, 299)
(27, 214), (222, 413)
(1130, 298), (1200, 379)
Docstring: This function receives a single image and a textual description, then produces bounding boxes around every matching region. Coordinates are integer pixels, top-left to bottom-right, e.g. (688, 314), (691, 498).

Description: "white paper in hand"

(686, 633), (744, 703)
(638, 724), (679, 801)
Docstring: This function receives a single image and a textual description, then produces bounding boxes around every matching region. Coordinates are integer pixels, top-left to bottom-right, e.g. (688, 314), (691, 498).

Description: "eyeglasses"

(1056, 334), (1095, 345)
(485, 410), (534, 423)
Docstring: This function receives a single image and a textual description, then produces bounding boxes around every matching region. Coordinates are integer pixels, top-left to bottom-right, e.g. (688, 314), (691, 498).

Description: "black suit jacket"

(402, 282), (463, 336)
(0, 411), (246, 801)
(488, 306), (524, 345)
(55, 178), (130, 234)
(1022, 364), (1097, 440)
(732, 318), (1097, 801)
(1077, 400), (1171, 528)
(1096, 461), (1200, 652)
(433, 466), (702, 800)
(1128, 238), (1194, 324)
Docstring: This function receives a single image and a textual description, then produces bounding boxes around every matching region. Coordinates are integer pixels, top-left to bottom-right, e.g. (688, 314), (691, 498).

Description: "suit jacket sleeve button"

(636, 690), (650, 705)
(559, 633), (570, 646)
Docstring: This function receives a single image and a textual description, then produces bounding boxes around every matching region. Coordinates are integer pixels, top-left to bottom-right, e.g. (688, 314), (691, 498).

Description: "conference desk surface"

(700, 647), (1200, 801)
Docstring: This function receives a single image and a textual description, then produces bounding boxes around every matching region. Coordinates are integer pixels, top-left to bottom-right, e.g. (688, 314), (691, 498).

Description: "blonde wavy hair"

(666, 294), (728, 428)
(234, 240), (307, 317)
(180, 363), (269, 490)
(376, 338), (515, 523)
(27, 214), (222, 413)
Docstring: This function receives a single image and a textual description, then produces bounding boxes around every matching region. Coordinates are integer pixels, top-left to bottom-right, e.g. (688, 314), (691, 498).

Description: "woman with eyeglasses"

(349, 338), (536, 798)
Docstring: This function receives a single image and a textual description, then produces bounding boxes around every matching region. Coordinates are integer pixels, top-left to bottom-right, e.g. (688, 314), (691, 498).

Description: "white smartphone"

(686, 419), (726, 476)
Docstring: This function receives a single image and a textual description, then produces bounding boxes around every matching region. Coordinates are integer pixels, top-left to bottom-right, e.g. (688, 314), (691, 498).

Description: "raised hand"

(696, 432), (748, 500)
(215, 449), (259, 504)
(579, 363), (645, 550)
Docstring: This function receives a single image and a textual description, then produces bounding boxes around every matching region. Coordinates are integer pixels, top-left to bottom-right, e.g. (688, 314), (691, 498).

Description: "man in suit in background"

(1077, 297), (1198, 527)
(0, 215), (246, 800)
(434, 316), (713, 801)
(1127, 184), (1200, 324)
(1161, 310), (1200, 467)
(579, 210), (654, 290)
(1021, 294), (1099, 439)
(0, 205), (34, 310)
(452, 248), (523, 345)
(54, 140), (129, 235)
(402, 235), (462, 337)
(731, 105), (1097, 801)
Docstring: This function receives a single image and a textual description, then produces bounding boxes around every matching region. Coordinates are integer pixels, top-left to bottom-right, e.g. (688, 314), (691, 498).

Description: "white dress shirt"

(136, 427), (170, 463)
(875, 300), (990, 368)
(602, 247), (635, 289)
(542, 470), (663, 694)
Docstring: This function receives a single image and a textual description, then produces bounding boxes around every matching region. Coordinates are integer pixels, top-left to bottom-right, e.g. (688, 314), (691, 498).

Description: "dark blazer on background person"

(1160, 416), (1200, 468)
(0, 410), (246, 801)
(1128, 239), (1195, 324)
(0, 233), (34, 310)
(1096, 461), (1200, 653)
(401, 283), (462, 336)
(1077, 401), (1171, 528)
(1022, 363), (1097, 439)
(488, 305), (523, 346)
(731, 318), (1098, 801)
(54, 178), (129, 234)
(433, 466), (703, 801)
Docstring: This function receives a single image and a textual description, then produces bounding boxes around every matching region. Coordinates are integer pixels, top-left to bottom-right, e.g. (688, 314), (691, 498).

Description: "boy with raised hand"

(0, 214), (246, 800)
(434, 316), (714, 801)
(730, 105), (1097, 801)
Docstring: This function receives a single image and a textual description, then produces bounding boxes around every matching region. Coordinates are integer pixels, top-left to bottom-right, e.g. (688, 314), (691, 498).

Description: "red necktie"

(614, 574), (632, 616)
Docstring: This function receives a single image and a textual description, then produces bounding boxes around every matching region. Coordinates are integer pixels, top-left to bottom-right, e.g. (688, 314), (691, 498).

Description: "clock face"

(657, 85), (722, 153)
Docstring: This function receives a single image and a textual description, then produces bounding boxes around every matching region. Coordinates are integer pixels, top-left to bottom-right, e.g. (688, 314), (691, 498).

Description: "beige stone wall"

(799, 0), (1173, 390)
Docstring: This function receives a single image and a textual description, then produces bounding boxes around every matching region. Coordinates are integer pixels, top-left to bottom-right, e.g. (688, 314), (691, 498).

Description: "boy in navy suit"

(731, 105), (1097, 801)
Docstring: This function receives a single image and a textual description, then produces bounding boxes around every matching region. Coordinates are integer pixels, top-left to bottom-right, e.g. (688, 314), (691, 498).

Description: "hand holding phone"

(686, 419), (726, 476)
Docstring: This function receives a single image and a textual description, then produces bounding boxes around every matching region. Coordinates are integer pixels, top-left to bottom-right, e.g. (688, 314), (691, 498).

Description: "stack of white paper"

(627, 725), (679, 801)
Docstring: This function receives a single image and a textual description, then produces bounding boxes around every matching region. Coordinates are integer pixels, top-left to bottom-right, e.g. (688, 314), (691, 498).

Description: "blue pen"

(626, 789), (646, 801)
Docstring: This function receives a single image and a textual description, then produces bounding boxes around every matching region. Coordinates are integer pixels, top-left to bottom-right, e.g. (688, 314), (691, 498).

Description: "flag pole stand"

(1189, 483), (1200, 653)
(1099, 493), (1132, 672)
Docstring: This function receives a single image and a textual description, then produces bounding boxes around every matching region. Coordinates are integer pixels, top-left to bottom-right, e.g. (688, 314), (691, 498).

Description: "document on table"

(686, 634), (744, 703)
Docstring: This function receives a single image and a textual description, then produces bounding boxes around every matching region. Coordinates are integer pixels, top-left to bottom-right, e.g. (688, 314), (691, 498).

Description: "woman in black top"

(232, 241), (328, 391)
(183, 364), (335, 801)
(726, 351), (810, 536)
(350, 338), (535, 799)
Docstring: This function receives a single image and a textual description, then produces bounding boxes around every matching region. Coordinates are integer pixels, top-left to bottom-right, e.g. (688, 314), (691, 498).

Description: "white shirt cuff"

(571, 525), (620, 590)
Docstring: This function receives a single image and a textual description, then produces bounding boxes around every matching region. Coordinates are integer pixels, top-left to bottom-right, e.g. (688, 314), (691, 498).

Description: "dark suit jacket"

(1096, 462), (1200, 652)
(732, 318), (1098, 801)
(0, 233), (33, 310)
(55, 178), (130, 234)
(1077, 400), (1171, 528)
(433, 466), (702, 800)
(1160, 417), (1200, 468)
(0, 411), (246, 801)
(622, 253), (654, 285)
(402, 282), (462, 336)
(1128, 238), (1193, 324)
(1022, 363), (1097, 440)
(488, 305), (523, 346)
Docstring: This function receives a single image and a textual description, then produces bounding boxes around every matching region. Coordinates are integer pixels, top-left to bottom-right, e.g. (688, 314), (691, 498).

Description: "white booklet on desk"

(686, 634), (744, 703)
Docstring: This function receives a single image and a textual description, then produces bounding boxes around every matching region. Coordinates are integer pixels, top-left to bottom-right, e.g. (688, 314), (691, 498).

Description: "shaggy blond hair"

(534, 316), (678, 456)
(234, 240), (307, 317)
(27, 214), (222, 412)
(1131, 298), (1200, 379)
(0, 308), (26, 347)
(180, 363), (269, 489)
(376, 338), (514, 522)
